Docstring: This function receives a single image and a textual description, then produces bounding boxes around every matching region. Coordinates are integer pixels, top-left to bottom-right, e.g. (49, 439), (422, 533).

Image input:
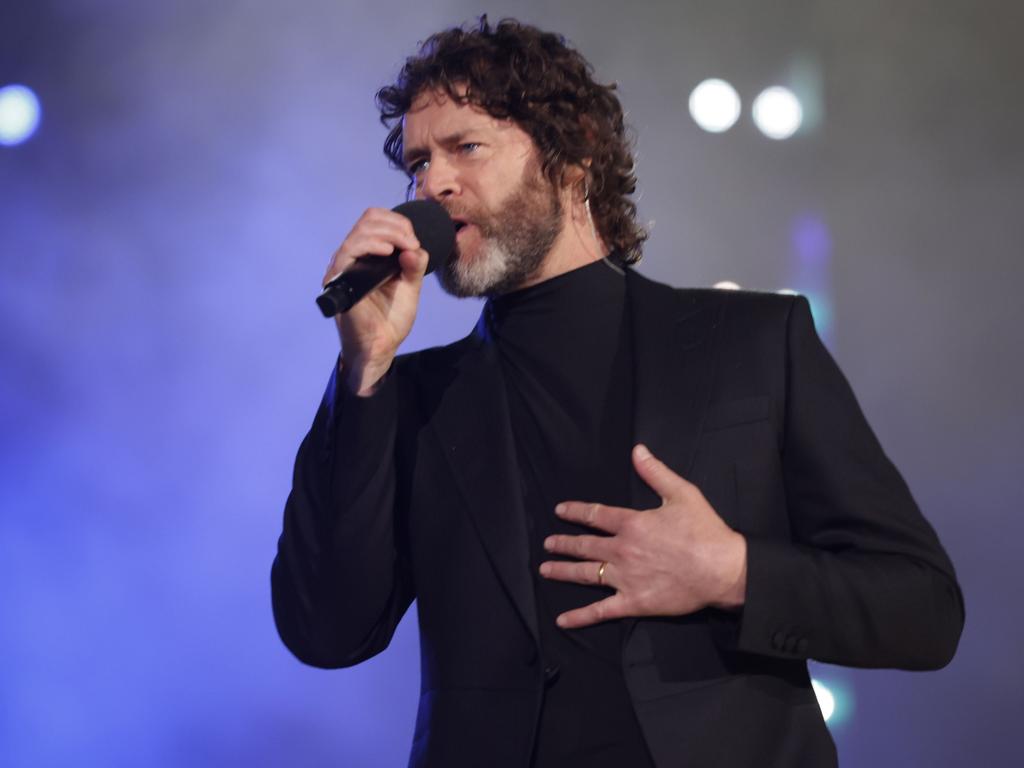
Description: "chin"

(438, 242), (515, 298)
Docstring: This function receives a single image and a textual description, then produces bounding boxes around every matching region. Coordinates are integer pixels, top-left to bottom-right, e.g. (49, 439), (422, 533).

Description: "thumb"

(397, 247), (430, 283)
(632, 444), (687, 503)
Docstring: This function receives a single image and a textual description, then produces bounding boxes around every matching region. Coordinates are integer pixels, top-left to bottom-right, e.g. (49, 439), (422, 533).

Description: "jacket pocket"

(702, 395), (772, 432)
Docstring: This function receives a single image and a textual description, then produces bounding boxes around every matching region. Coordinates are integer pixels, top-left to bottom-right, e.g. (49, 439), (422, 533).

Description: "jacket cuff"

(319, 359), (399, 468)
(732, 536), (814, 659)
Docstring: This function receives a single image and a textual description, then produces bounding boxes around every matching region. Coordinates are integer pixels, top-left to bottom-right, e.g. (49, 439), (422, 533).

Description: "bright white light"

(0, 85), (41, 146)
(688, 79), (741, 133)
(811, 679), (836, 722)
(752, 86), (803, 140)
(777, 288), (799, 296)
(713, 280), (741, 290)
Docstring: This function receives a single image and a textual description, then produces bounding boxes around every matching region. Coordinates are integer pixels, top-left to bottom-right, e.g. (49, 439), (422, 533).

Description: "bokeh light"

(811, 678), (836, 722)
(0, 84), (42, 146)
(752, 86), (803, 140)
(688, 78), (741, 133)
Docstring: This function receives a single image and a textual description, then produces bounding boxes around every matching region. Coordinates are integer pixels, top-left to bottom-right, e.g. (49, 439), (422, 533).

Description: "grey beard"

(437, 173), (563, 298)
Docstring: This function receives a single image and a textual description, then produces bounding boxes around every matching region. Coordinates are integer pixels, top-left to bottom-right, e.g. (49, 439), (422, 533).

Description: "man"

(272, 18), (964, 767)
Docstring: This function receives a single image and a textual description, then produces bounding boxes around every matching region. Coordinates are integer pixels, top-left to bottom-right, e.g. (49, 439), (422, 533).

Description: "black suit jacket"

(272, 269), (964, 767)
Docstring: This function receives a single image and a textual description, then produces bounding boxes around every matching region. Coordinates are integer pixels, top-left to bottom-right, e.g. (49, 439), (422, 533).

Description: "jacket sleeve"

(734, 296), (964, 669)
(270, 363), (415, 668)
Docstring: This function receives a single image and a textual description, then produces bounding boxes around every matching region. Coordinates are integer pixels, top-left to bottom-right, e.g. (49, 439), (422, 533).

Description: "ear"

(560, 159), (592, 200)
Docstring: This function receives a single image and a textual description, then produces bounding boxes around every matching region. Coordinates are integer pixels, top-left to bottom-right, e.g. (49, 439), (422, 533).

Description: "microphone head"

(392, 199), (455, 275)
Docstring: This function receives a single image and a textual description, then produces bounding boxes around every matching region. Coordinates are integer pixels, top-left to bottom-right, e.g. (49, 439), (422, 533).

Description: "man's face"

(401, 90), (565, 297)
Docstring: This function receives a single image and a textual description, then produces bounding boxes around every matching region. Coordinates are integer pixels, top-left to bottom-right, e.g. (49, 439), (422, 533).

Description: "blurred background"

(1, 0), (1021, 765)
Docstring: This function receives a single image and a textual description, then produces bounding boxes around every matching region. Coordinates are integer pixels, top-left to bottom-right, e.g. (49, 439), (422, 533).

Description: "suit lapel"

(624, 272), (724, 639)
(628, 271), (724, 504)
(422, 317), (540, 646)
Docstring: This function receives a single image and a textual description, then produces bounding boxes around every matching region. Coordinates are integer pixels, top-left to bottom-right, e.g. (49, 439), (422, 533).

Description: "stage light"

(713, 280), (741, 290)
(811, 678), (836, 722)
(752, 86), (802, 140)
(0, 85), (41, 146)
(688, 79), (741, 133)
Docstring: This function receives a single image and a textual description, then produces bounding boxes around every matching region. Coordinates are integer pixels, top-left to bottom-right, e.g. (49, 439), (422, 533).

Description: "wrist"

(339, 355), (392, 397)
(713, 532), (748, 611)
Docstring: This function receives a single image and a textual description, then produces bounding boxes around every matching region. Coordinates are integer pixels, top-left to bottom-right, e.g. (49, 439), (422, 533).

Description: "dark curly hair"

(375, 17), (647, 265)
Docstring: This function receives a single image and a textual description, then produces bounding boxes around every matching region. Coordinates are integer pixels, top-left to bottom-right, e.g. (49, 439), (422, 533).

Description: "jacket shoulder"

(627, 268), (804, 324)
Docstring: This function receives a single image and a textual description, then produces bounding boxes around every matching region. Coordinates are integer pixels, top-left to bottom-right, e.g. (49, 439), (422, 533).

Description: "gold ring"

(596, 561), (607, 586)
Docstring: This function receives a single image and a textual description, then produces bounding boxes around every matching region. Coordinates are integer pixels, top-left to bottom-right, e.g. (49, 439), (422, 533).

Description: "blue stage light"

(0, 84), (42, 146)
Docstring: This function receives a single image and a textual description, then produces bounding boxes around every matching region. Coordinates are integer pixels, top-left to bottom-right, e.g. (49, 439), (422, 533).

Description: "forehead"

(401, 89), (530, 152)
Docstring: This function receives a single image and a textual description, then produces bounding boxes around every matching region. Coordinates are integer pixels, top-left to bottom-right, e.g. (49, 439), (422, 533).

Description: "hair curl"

(375, 17), (646, 265)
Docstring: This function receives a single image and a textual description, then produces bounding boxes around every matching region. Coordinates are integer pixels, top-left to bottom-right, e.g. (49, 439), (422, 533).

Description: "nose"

(418, 155), (459, 201)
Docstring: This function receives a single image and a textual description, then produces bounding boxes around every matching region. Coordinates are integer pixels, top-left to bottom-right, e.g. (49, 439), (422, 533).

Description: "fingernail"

(556, 615), (568, 628)
(543, 537), (554, 551)
(635, 444), (651, 460)
(554, 503), (566, 516)
(539, 563), (550, 576)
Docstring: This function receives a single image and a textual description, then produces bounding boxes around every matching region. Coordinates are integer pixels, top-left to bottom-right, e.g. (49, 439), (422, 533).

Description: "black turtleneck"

(484, 259), (654, 767)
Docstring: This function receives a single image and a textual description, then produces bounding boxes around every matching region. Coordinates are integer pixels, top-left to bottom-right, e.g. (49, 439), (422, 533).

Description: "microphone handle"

(316, 252), (400, 317)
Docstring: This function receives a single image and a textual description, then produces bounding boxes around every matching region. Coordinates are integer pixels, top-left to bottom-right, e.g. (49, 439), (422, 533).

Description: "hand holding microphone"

(317, 200), (454, 316)
(319, 200), (454, 396)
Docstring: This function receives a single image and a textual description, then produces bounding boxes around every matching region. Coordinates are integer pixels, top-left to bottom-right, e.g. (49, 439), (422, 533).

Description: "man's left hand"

(539, 443), (747, 629)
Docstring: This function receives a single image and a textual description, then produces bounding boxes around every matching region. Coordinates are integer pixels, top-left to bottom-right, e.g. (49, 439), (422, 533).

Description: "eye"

(457, 142), (480, 154)
(407, 158), (429, 177)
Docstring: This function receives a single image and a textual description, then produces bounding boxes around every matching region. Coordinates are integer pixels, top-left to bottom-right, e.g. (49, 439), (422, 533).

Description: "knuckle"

(619, 516), (640, 537)
(608, 538), (627, 561)
(681, 481), (702, 502)
(622, 542), (644, 563)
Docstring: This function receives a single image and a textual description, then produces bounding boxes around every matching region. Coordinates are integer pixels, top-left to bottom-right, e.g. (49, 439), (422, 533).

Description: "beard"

(437, 163), (563, 298)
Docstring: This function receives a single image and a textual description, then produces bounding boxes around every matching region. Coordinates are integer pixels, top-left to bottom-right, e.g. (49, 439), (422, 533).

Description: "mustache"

(442, 204), (479, 224)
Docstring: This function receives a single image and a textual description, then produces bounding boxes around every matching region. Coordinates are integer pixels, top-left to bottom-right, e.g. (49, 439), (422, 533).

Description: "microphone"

(316, 199), (455, 317)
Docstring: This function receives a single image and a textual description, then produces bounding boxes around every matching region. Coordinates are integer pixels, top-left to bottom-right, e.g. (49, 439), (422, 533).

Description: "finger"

(539, 559), (610, 586)
(555, 593), (629, 629)
(397, 248), (430, 281)
(324, 238), (408, 285)
(554, 501), (632, 534)
(543, 533), (616, 562)
(349, 212), (421, 253)
(357, 210), (419, 237)
(360, 207), (418, 241)
(631, 443), (692, 503)
(326, 214), (421, 277)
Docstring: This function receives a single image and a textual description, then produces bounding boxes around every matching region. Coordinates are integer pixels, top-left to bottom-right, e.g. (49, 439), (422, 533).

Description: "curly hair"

(375, 17), (647, 265)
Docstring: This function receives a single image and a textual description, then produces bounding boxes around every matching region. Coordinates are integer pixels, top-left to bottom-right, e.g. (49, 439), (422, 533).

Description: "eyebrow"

(402, 130), (471, 169)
